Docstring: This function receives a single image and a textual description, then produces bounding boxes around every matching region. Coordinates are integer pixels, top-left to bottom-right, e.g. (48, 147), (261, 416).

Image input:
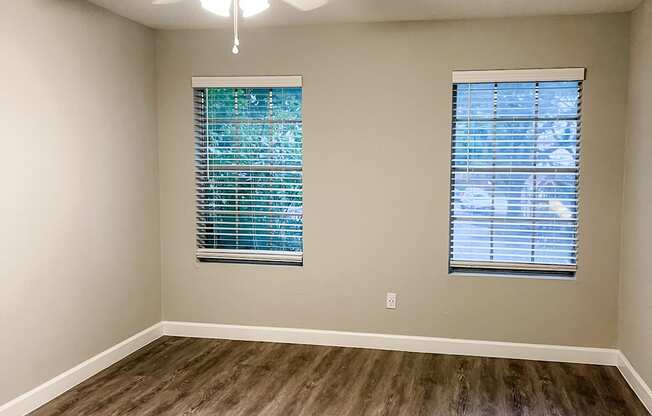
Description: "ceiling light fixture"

(200, 0), (268, 54)
(232, 0), (240, 54)
(154, 0), (329, 54)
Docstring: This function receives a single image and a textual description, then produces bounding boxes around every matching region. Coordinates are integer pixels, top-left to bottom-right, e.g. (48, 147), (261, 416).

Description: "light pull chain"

(232, 0), (240, 54)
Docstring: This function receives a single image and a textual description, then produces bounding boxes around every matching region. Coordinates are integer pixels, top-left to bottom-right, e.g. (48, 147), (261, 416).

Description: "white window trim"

(191, 75), (302, 88)
(193, 77), (304, 265)
(197, 249), (303, 264)
(452, 68), (586, 84)
(448, 70), (583, 278)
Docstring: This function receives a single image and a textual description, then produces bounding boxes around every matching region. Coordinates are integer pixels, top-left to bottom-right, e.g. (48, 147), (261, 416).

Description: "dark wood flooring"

(30, 336), (649, 416)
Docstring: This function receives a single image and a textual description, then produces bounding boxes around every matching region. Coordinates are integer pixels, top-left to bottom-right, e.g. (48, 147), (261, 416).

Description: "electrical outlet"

(386, 292), (397, 309)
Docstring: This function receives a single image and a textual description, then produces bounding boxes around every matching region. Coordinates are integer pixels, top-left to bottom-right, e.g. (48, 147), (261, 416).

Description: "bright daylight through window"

(448, 69), (584, 278)
(193, 77), (303, 265)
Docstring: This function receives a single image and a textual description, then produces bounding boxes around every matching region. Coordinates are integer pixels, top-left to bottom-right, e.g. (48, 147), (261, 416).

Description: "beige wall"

(0, 0), (160, 404)
(157, 14), (630, 348)
(0, 4), (640, 405)
(620, 0), (652, 387)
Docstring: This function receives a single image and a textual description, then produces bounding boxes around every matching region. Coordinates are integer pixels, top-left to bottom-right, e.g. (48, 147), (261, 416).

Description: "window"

(448, 69), (585, 278)
(193, 76), (303, 265)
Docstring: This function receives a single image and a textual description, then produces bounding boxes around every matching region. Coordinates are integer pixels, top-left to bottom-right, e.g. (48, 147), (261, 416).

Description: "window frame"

(192, 75), (304, 266)
(447, 68), (586, 279)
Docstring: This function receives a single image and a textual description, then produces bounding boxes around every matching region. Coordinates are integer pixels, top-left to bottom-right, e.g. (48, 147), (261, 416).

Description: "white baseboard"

(617, 352), (652, 414)
(0, 323), (164, 416)
(162, 321), (618, 366)
(5, 321), (649, 416)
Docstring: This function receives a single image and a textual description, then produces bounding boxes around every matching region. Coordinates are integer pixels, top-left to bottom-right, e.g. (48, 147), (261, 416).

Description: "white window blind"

(449, 69), (584, 277)
(193, 76), (303, 265)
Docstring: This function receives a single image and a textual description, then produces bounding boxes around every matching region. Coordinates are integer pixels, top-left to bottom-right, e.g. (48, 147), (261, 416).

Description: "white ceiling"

(88, 0), (641, 30)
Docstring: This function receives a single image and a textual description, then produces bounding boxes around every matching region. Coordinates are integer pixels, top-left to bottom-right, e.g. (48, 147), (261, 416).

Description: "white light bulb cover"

(200, 0), (231, 17)
(239, 0), (269, 17)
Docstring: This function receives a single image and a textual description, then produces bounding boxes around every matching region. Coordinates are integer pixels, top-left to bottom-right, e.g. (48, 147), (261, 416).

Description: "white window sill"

(449, 271), (576, 282)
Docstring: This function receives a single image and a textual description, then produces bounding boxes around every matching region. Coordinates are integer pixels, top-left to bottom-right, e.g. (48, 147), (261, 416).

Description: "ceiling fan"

(153, 0), (328, 54)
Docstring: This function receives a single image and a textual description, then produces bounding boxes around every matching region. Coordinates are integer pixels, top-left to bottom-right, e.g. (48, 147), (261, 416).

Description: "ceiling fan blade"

(152, 0), (185, 5)
(281, 0), (328, 11)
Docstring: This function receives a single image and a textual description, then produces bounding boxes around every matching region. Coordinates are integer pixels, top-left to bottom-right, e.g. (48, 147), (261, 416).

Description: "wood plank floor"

(30, 336), (649, 416)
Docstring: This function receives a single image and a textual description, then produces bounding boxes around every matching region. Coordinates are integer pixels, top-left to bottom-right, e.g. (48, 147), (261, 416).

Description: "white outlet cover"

(386, 292), (397, 309)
